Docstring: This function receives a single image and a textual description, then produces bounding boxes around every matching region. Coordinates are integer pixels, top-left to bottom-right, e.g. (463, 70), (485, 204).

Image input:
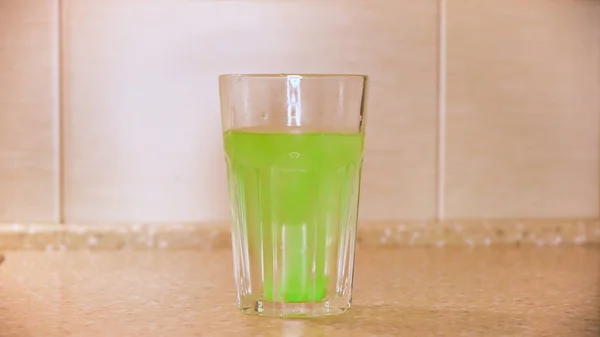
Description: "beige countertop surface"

(0, 247), (599, 336)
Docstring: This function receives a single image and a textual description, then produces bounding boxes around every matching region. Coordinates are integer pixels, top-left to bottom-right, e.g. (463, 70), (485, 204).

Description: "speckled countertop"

(1, 247), (598, 336)
(0, 219), (599, 250)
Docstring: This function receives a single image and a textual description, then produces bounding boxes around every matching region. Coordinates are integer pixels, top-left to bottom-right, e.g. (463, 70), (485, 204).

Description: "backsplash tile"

(445, 0), (600, 219)
(61, 0), (439, 222)
(0, 0), (59, 222)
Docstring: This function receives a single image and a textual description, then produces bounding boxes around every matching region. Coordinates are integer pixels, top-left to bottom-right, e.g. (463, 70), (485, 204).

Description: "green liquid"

(224, 127), (363, 303)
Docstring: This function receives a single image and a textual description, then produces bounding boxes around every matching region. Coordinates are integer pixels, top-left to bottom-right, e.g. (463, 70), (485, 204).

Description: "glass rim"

(219, 73), (367, 80)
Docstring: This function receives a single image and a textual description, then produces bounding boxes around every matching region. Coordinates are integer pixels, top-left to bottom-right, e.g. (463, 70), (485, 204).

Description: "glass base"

(239, 297), (351, 318)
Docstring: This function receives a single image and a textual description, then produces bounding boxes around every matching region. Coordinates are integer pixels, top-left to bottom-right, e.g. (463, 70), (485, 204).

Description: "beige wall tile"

(62, 0), (438, 222)
(0, 1), (59, 222)
(446, 0), (600, 219)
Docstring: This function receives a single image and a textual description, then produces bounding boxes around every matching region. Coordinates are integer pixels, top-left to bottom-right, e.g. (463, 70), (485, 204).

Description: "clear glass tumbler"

(219, 74), (367, 317)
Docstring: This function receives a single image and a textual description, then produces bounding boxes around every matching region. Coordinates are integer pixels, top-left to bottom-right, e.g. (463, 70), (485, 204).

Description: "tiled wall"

(0, 0), (598, 224)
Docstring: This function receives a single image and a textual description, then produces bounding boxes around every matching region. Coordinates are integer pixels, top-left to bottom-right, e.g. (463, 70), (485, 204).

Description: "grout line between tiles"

(55, 0), (67, 302)
(51, 0), (61, 224)
(436, 0), (447, 220)
(597, 16), (600, 219)
(57, 0), (66, 224)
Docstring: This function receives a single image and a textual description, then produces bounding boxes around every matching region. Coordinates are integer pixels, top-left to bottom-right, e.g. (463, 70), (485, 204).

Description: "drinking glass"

(219, 74), (367, 317)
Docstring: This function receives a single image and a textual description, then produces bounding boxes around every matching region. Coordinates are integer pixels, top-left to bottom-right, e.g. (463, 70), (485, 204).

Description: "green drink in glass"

(219, 74), (367, 317)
